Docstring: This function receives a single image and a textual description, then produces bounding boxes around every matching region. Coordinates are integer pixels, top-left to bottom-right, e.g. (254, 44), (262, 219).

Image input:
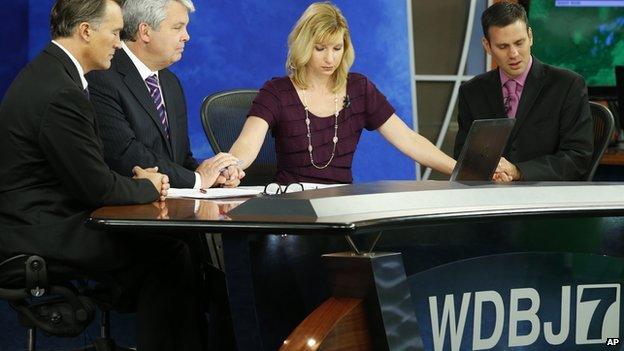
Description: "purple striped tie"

(503, 79), (519, 119)
(145, 74), (170, 138)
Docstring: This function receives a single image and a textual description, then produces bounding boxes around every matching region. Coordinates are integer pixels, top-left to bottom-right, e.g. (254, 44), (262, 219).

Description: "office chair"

(0, 254), (132, 351)
(200, 89), (277, 186)
(200, 90), (269, 349)
(586, 101), (615, 181)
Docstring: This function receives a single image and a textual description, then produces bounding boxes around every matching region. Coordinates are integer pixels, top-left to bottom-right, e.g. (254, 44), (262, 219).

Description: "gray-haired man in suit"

(87, 0), (241, 189)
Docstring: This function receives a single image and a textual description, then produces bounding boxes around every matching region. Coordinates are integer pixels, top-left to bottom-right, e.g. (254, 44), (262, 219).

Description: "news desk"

(89, 181), (624, 351)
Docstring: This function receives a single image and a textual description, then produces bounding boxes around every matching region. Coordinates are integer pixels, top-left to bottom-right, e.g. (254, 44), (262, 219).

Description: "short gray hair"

(121, 0), (194, 41)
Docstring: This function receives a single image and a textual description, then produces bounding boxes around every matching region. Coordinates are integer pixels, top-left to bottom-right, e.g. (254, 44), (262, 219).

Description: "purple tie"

(145, 74), (170, 138)
(503, 79), (519, 119)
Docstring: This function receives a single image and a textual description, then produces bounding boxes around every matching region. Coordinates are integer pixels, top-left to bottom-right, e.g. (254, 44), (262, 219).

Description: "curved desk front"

(90, 181), (624, 351)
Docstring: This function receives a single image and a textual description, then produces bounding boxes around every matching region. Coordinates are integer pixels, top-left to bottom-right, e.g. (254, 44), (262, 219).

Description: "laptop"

(450, 118), (515, 181)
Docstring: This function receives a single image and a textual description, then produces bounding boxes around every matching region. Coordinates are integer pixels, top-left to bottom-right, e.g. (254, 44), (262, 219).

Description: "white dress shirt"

(51, 40), (88, 90)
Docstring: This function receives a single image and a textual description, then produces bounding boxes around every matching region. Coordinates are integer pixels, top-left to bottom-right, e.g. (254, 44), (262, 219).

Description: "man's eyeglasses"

(263, 182), (305, 195)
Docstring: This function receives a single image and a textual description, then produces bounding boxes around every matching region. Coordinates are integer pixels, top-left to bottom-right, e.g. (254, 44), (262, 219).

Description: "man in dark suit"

(87, 0), (241, 189)
(87, 2), (239, 348)
(454, 1), (593, 181)
(0, 0), (206, 349)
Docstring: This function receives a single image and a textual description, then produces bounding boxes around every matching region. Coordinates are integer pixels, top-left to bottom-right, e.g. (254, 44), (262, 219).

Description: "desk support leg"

(326, 252), (423, 350)
(282, 252), (423, 351)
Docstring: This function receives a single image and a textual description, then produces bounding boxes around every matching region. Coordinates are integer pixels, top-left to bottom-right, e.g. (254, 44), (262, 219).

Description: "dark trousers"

(108, 233), (209, 351)
(205, 264), (236, 350)
(187, 234), (236, 350)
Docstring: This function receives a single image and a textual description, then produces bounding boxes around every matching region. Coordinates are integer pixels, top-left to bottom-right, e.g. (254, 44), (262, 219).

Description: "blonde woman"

(228, 1), (456, 184)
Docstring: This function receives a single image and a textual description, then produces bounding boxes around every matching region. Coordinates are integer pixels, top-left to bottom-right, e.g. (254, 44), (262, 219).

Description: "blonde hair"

(286, 2), (355, 93)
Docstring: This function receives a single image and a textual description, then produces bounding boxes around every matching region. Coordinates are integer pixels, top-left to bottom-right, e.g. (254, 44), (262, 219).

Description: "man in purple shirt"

(454, 1), (593, 181)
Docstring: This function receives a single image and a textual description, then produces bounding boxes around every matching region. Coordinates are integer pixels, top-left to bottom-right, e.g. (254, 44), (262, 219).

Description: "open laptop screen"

(450, 118), (515, 181)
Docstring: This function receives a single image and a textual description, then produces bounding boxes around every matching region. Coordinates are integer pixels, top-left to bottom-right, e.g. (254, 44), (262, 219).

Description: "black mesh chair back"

(200, 90), (277, 186)
(586, 101), (615, 181)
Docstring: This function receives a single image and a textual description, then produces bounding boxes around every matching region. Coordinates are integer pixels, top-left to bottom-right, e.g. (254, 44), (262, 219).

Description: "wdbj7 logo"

(428, 284), (620, 351)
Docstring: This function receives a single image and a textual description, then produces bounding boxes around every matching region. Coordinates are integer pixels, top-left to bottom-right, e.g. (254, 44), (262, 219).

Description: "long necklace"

(302, 90), (339, 170)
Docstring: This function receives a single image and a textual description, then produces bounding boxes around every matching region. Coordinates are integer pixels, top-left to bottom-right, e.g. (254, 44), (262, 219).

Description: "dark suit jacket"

(454, 57), (593, 180)
(0, 43), (158, 270)
(86, 49), (199, 188)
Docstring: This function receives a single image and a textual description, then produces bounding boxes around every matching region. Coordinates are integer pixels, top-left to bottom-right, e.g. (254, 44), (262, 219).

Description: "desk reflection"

(92, 198), (244, 221)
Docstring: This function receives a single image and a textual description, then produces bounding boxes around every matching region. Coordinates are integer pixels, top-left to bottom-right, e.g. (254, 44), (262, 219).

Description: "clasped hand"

(133, 166), (169, 201)
(493, 157), (521, 183)
(196, 152), (246, 188)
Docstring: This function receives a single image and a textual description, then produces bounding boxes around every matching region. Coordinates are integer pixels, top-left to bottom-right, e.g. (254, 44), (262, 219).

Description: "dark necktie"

(145, 74), (170, 138)
(83, 87), (90, 100)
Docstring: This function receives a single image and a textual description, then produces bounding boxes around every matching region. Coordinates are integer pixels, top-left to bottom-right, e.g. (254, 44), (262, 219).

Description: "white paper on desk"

(167, 186), (265, 199)
(299, 182), (347, 190)
(265, 182), (347, 193)
(168, 183), (346, 199)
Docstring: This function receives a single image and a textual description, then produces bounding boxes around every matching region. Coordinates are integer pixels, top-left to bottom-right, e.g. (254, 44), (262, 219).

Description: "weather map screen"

(529, 1), (624, 86)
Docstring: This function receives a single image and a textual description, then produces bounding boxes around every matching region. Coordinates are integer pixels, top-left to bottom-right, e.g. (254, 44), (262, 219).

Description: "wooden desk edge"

(600, 147), (624, 165)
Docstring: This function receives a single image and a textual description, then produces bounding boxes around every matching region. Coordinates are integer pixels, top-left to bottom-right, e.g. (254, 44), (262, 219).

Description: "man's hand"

(493, 171), (513, 183)
(493, 157), (521, 183)
(133, 166), (169, 201)
(196, 153), (242, 188)
(142, 166), (159, 173)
